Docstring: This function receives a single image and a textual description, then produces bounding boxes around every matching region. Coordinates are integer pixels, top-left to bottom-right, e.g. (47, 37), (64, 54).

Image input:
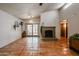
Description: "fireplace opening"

(45, 30), (53, 37)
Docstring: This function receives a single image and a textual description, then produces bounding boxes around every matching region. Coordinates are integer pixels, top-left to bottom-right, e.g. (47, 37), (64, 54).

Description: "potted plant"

(69, 33), (79, 52)
(22, 31), (26, 38)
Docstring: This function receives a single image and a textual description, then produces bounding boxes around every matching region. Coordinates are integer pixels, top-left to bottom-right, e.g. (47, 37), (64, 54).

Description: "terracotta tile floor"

(0, 37), (78, 56)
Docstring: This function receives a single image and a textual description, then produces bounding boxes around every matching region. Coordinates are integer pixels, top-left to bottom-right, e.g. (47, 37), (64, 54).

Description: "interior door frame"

(25, 23), (40, 37)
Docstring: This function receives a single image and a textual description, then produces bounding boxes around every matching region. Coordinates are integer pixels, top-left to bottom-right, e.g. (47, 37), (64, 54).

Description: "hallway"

(0, 37), (78, 56)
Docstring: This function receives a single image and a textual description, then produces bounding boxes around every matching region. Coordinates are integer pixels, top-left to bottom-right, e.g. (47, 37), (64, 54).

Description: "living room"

(0, 3), (79, 56)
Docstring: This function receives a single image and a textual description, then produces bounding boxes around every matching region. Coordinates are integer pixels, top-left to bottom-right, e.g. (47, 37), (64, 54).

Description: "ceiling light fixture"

(29, 20), (33, 23)
(63, 3), (72, 10)
(28, 15), (31, 19)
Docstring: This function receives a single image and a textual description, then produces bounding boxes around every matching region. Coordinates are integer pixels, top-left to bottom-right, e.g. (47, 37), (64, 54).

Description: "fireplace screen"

(45, 30), (53, 37)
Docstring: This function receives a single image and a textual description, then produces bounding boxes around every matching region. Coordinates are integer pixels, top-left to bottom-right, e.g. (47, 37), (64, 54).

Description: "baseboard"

(0, 37), (22, 48)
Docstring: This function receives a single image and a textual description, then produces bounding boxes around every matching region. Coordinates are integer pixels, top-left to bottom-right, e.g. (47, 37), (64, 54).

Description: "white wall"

(59, 3), (79, 37)
(40, 10), (60, 38)
(0, 10), (23, 48)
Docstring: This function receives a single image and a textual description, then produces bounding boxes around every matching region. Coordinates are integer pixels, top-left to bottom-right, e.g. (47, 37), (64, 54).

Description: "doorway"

(26, 23), (39, 37)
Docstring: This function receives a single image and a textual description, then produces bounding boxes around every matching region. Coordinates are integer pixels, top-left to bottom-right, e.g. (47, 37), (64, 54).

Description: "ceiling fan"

(39, 3), (43, 6)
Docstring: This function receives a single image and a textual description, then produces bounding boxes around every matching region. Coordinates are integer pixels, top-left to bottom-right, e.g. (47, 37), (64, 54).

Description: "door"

(60, 22), (68, 38)
(26, 23), (39, 36)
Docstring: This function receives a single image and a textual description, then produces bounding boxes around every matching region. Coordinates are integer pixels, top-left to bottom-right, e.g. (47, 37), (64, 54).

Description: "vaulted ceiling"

(0, 3), (65, 19)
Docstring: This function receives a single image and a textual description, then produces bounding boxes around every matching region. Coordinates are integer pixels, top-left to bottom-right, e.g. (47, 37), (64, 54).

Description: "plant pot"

(70, 39), (79, 51)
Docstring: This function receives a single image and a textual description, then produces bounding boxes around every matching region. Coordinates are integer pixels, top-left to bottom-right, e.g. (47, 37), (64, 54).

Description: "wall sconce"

(60, 20), (68, 38)
(13, 25), (16, 30)
(13, 21), (19, 30)
(19, 22), (23, 26)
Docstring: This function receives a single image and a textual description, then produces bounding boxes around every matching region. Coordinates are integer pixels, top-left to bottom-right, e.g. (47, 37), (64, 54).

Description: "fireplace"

(41, 26), (56, 39)
(45, 30), (53, 37)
